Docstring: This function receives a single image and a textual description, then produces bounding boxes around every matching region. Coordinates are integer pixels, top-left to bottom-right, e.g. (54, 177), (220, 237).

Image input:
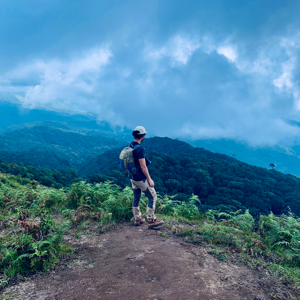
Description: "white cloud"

(213, 34), (300, 114)
(145, 35), (200, 65)
(272, 36), (300, 108)
(170, 36), (200, 64)
(180, 118), (300, 147)
(217, 46), (238, 62)
(273, 67), (294, 89)
(3, 47), (112, 109)
(147, 35), (239, 67)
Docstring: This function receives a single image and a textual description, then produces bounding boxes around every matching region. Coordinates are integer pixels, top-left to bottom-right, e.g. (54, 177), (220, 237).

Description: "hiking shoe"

(148, 219), (164, 230)
(134, 217), (145, 226)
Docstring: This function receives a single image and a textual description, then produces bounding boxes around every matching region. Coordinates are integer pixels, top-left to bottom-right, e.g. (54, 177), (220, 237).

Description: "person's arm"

(139, 158), (154, 187)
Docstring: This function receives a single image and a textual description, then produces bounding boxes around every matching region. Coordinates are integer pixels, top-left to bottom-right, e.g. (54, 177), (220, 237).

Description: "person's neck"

(134, 139), (142, 144)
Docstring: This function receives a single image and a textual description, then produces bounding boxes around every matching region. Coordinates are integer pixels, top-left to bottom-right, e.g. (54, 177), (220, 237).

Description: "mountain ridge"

(1, 96), (300, 177)
(0, 123), (126, 170)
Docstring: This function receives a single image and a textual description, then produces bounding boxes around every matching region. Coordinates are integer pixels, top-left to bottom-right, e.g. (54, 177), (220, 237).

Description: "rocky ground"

(1, 222), (300, 300)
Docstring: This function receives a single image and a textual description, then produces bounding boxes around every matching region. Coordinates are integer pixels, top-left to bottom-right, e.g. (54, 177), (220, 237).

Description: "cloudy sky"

(1, 0), (300, 146)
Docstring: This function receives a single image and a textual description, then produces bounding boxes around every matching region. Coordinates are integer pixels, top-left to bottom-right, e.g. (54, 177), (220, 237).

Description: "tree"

(269, 163), (276, 169)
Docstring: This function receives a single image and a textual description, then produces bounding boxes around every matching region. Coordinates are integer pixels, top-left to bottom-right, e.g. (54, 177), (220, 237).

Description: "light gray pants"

(131, 179), (157, 221)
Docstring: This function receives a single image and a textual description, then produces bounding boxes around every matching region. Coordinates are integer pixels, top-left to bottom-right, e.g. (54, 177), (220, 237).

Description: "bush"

(0, 233), (64, 278)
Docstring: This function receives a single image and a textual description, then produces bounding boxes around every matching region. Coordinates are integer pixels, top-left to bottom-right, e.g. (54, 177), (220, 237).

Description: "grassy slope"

(1, 171), (300, 290)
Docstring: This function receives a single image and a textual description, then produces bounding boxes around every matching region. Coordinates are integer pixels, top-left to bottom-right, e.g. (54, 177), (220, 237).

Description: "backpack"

(119, 144), (141, 176)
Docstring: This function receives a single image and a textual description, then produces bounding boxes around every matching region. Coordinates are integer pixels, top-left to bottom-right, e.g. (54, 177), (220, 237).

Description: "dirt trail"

(1, 223), (298, 300)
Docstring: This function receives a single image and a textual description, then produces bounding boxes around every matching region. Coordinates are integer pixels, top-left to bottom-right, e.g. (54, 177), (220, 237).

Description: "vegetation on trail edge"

(1, 171), (300, 290)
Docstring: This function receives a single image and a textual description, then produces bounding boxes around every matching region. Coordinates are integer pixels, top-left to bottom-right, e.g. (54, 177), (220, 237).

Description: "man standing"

(130, 126), (164, 229)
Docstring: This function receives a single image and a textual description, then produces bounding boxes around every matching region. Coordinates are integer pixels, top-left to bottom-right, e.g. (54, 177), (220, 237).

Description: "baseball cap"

(133, 126), (147, 134)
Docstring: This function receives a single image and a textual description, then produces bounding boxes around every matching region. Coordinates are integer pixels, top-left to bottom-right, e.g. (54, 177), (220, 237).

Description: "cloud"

(145, 35), (200, 65)
(217, 46), (237, 62)
(2, 47), (112, 111)
(2, 0), (300, 146)
(272, 35), (300, 109)
(274, 59), (295, 89)
(2, 33), (300, 147)
(180, 118), (300, 146)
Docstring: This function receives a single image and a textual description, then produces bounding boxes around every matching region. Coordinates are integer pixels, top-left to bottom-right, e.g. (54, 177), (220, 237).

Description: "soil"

(1, 222), (300, 300)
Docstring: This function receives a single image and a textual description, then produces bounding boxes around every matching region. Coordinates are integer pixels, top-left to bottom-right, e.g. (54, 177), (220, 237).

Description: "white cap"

(133, 126), (147, 134)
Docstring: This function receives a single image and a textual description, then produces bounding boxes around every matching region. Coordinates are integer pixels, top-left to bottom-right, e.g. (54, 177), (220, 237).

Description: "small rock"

(255, 295), (268, 300)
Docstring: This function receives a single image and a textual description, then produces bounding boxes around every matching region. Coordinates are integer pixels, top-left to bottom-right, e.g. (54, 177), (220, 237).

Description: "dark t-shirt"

(130, 141), (147, 181)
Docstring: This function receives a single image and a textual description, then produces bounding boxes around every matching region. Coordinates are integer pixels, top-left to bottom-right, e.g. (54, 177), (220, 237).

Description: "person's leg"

(133, 180), (164, 229)
(131, 179), (142, 221)
(132, 180), (157, 220)
(144, 186), (157, 221)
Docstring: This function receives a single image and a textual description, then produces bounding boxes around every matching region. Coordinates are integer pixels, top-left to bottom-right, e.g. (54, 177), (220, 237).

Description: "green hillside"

(0, 160), (82, 188)
(189, 138), (300, 178)
(7, 120), (132, 139)
(79, 137), (195, 176)
(0, 124), (125, 170)
(80, 137), (300, 217)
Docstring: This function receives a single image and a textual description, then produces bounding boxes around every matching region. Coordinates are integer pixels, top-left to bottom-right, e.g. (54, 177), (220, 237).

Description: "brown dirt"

(1, 223), (299, 300)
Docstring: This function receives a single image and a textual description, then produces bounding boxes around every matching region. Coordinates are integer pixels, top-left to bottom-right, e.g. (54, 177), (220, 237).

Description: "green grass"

(75, 233), (81, 239)
(2, 171), (300, 288)
(175, 227), (195, 238)
(0, 294), (18, 300)
(160, 232), (169, 238)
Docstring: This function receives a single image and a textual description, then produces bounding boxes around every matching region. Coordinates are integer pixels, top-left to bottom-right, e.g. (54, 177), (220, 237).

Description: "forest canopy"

(83, 137), (300, 217)
(0, 160), (82, 188)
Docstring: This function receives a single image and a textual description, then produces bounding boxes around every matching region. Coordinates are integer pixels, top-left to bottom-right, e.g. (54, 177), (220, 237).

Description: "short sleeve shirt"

(130, 141), (147, 181)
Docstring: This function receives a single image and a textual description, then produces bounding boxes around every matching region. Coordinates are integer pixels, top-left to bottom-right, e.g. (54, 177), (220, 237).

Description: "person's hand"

(148, 179), (155, 187)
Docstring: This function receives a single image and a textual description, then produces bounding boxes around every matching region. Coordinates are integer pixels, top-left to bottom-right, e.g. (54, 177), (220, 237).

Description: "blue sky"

(1, 0), (300, 146)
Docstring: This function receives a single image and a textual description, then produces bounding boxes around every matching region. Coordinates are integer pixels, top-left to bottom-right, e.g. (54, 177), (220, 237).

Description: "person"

(129, 126), (164, 229)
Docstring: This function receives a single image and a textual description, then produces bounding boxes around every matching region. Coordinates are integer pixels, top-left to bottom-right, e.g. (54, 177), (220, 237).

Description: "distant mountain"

(0, 95), (133, 170)
(12, 120), (131, 139)
(0, 94), (132, 139)
(186, 138), (300, 178)
(0, 124), (126, 170)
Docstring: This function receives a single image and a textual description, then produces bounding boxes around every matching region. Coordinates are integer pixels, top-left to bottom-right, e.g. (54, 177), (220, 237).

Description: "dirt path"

(1, 223), (298, 300)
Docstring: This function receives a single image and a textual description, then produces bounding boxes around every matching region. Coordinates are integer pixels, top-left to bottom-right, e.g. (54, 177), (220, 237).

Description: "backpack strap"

(128, 143), (142, 179)
(129, 142), (141, 150)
